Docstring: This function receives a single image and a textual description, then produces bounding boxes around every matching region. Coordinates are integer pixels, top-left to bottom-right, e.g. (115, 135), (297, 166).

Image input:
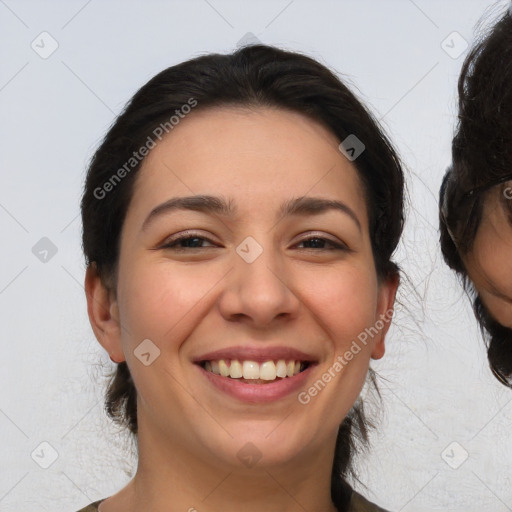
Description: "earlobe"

(370, 273), (399, 360)
(84, 263), (125, 363)
(370, 340), (385, 360)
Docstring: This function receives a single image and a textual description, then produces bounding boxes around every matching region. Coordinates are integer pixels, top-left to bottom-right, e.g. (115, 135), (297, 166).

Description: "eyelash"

(161, 233), (348, 252)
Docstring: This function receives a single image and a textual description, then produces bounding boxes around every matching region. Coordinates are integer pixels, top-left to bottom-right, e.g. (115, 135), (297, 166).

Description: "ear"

(84, 263), (125, 363)
(370, 272), (399, 360)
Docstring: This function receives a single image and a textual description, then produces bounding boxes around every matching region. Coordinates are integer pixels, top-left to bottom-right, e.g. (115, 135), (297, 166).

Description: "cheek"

(474, 218), (512, 282)
(476, 243), (512, 289)
(115, 261), (225, 411)
(117, 259), (223, 347)
(294, 268), (379, 428)
(305, 265), (378, 349)
(492, 304), (512, 329)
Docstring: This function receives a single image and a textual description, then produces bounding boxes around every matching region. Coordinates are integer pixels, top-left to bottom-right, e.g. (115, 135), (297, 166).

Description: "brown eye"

(160, 232), (218, 250)
(296, 236), (346, 251)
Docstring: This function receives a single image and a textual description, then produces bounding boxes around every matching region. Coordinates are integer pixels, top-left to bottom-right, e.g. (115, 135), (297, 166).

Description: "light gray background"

(1, 1), (511, 511)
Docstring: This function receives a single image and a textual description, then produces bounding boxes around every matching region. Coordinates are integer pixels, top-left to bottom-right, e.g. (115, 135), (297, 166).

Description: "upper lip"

(193, 346), (318, 364)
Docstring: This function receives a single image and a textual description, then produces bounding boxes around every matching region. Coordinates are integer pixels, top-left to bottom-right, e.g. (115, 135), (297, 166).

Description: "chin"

(204, 423), (315, 470)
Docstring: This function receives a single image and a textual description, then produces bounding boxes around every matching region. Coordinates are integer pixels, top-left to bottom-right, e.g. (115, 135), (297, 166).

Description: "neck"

(110, 412), (341, 512)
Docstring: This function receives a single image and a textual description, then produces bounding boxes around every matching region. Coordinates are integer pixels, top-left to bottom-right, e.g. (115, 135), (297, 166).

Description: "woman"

(77, 44), (404, 512)
(439, 6), (512, 388)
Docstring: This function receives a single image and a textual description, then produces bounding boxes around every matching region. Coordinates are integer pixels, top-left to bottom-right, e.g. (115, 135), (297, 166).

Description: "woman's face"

(463, 183), (512, 328)
(94, 106), (397, 471)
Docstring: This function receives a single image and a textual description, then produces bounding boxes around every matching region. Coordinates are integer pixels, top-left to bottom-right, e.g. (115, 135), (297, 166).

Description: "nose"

(218, 238), (302, 327)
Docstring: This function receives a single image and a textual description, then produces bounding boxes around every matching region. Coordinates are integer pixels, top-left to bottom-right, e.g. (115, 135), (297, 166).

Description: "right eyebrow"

(141, 195), (236, 232)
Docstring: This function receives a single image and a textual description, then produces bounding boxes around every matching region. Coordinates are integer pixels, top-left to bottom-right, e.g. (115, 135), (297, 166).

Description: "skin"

(85, 106), (398, 512)
(463, 184), (512, 329)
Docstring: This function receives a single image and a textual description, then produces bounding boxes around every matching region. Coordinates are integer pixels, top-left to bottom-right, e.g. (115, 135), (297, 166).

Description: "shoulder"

(348, 490), (390, 512)
(74, 499), (106, 512)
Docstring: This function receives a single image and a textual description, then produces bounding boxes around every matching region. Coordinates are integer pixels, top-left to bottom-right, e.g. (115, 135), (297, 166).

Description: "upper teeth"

(203, 359), (305, 380)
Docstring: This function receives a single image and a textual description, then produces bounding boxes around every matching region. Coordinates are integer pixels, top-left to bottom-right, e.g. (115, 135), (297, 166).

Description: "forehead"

(127, 106), (369, 226)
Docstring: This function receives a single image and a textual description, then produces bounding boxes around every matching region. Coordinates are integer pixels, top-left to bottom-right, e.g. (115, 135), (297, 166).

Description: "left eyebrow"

(141, 194), (362, 233)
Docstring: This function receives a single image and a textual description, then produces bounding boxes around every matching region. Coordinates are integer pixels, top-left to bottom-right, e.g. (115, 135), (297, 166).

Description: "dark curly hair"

(439, 7), (512, 387)
(81, 44), (404, 508)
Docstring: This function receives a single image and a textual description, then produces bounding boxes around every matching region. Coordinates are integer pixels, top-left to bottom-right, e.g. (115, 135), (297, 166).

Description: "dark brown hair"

(439, 8), (512, 387)
(81, 44), (404, 507)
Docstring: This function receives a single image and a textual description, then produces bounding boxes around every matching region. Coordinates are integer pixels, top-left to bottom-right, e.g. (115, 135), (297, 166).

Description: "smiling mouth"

(198, 359), (311, 384)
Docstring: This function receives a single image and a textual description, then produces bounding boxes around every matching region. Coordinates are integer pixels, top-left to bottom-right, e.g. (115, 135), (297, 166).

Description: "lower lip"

(196, 364), (315, 403)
